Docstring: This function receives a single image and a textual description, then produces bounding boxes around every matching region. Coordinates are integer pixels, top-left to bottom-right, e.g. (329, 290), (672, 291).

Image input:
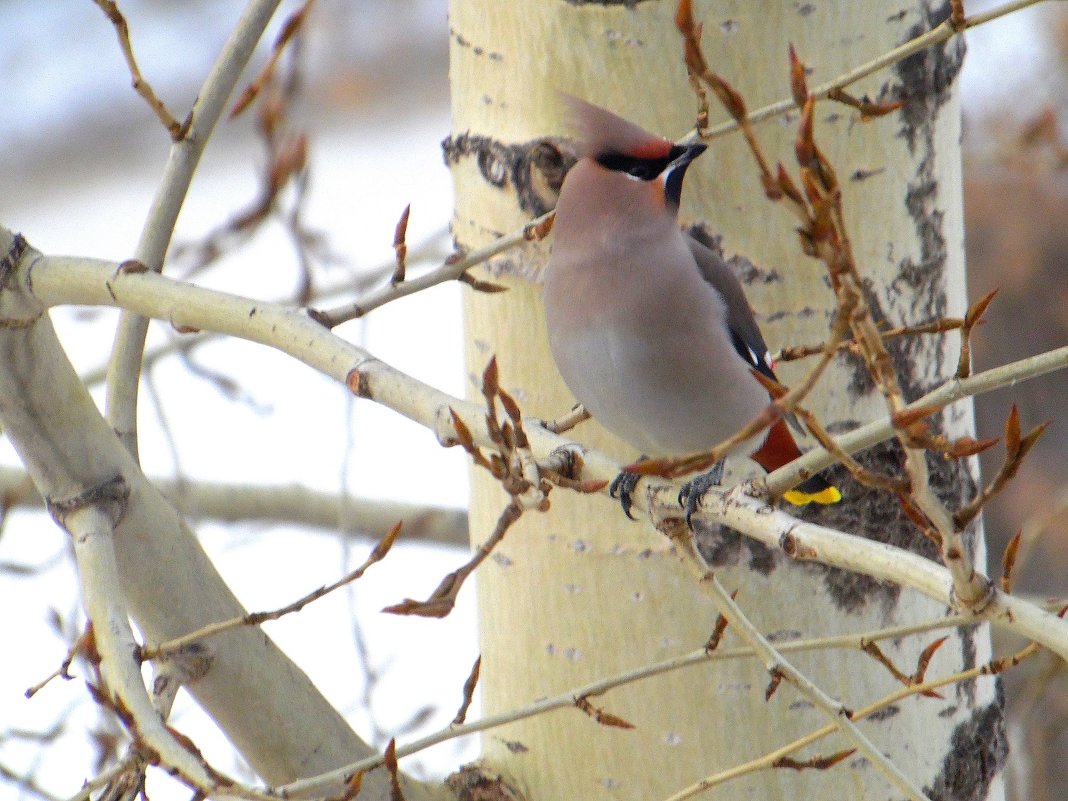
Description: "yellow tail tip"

(783, 486), (842, 506)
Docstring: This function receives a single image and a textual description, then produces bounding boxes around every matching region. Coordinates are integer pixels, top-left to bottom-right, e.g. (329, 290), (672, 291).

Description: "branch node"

(46, 475), (130, 529)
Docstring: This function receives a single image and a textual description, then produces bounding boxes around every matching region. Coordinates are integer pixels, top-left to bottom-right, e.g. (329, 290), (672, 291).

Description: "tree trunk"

(448, 2), (1005, 799)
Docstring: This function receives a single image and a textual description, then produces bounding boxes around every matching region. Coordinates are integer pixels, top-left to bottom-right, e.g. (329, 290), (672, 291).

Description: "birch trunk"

(448, 2), (1005, 800)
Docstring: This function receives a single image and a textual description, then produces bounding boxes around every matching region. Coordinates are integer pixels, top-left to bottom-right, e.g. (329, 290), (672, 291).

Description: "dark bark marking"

(692, 518), (778, 578)
(450, 28), (504, 61)
(47, 475), (130, 529)
(692, 446), (978, 615)
(0, 233), (28, 289)
(894, 2), (966, 155)
(876, 1), (967, 400)
(841, 2), (966, 403)
(446, 764), (525, 801)
(956, 622), (979, 706)
(869, 704), (900, 721)
(443, 133), (575, 218)
(561, 0), (653, 6)
(924, 682), (1007, 801)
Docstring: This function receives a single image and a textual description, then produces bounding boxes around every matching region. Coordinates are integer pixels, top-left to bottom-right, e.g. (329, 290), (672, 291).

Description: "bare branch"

(688, 0), (1052, 145)
(661, 633), (1041, 801)
(953, 406), (1049, 529)
(229, 0), (317, 118)
(312, 214), (552, 328)
(90, 0), (185, 139)
(765, 344), (1068, 495)
(107, 0), (284, 458)
(280, 610), (982, 796)
(12, 233), (1068, 662)
(0, 466), (468, 545)
(658, 506), (932, 801)
(143, 522), (400, 659)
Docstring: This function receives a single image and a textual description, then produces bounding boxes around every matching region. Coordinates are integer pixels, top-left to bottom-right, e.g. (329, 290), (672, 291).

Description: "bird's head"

(561, 94), (706, 207)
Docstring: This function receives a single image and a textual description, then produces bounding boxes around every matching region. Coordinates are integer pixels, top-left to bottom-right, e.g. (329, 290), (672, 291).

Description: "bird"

(541, 96), (841, 513)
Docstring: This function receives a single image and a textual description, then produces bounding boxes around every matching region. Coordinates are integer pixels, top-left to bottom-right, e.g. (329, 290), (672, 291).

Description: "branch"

(653, 484), (1068, 663)
(280, 611), (982, 795)
(662, 634), (1040, 800)
(763, 345), (1068, 496)
(14, 233), (1068, 666)
(11, 231), (1068, 795)
(78, 231), (448, 387)
(660, 511), (930, 801)
(64, 503), (255, 799)
(91, 0), (186, 138)
(310, 215), (552, 328)
(0, 466), (468, 545)
(142, 522), (400, 660)
(0, 231), (426, 800)
(687, 0), (1052, 145)
(106, 0), (283, 457)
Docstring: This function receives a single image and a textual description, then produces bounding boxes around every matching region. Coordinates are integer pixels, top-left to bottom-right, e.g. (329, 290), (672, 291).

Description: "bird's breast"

(543, 259), (768, 456)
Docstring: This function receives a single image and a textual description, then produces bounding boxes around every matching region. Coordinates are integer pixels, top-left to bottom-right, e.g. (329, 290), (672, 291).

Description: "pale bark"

(449, 2), (1005, 800)
(0, 466), (467, 545)
(0, 236), (440, 800)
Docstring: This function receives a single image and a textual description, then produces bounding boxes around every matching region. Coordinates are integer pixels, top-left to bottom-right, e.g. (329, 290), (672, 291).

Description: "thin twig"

(90, 0), (185, 139)
(229, 0), (317, 118)
(143, 522), (400, 659)
(952, 406), (1049, 530)
(764, 345), (1068, 496)
(686, 0), (1051, 145)
(278, 613), (978, 796)
(661, 637), (1040, 801)
(662, 518), (931, 801)
(382, 499), (522, 618)
(0, 762), (65, 801)
(776, 315), (969, 362)
(312, 215), (552, 327)
(106, 0), (283, 458)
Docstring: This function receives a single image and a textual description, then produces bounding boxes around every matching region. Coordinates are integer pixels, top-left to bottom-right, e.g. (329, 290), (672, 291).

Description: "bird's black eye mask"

(595, 144), (688, 181)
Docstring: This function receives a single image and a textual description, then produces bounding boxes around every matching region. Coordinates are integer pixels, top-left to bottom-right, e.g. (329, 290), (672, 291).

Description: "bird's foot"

(609, 469), (643, 521)
(678, 461), (726, 527)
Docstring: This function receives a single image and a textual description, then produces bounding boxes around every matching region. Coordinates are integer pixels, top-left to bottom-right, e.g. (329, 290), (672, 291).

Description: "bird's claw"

(609, 470), (642, 520)
(678, 461), (726, 528)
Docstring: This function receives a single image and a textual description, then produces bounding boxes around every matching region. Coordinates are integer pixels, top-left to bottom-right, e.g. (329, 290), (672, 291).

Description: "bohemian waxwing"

(542, 96), (840, 508)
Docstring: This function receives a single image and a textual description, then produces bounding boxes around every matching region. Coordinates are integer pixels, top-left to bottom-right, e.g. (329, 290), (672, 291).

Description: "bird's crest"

(560, 94), (675, 161)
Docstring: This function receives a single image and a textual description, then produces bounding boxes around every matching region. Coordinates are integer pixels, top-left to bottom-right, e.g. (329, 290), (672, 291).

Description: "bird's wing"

(686, 235), (777, 382)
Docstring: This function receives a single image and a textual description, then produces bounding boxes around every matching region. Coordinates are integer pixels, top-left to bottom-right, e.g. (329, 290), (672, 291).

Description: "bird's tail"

(750, 419), (842, 506)
(783, 474), (842, 506)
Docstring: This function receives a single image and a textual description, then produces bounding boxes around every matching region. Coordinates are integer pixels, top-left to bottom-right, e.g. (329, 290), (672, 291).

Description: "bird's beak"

(662, 142), (709, 207)
(668, 142), (708, 170)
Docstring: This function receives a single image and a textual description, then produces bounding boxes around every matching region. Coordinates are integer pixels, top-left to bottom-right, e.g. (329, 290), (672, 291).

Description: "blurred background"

(0, 1), (1065, 799)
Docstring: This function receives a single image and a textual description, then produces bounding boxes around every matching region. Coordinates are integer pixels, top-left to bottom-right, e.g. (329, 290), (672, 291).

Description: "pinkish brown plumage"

(543, 96), (840, 506)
